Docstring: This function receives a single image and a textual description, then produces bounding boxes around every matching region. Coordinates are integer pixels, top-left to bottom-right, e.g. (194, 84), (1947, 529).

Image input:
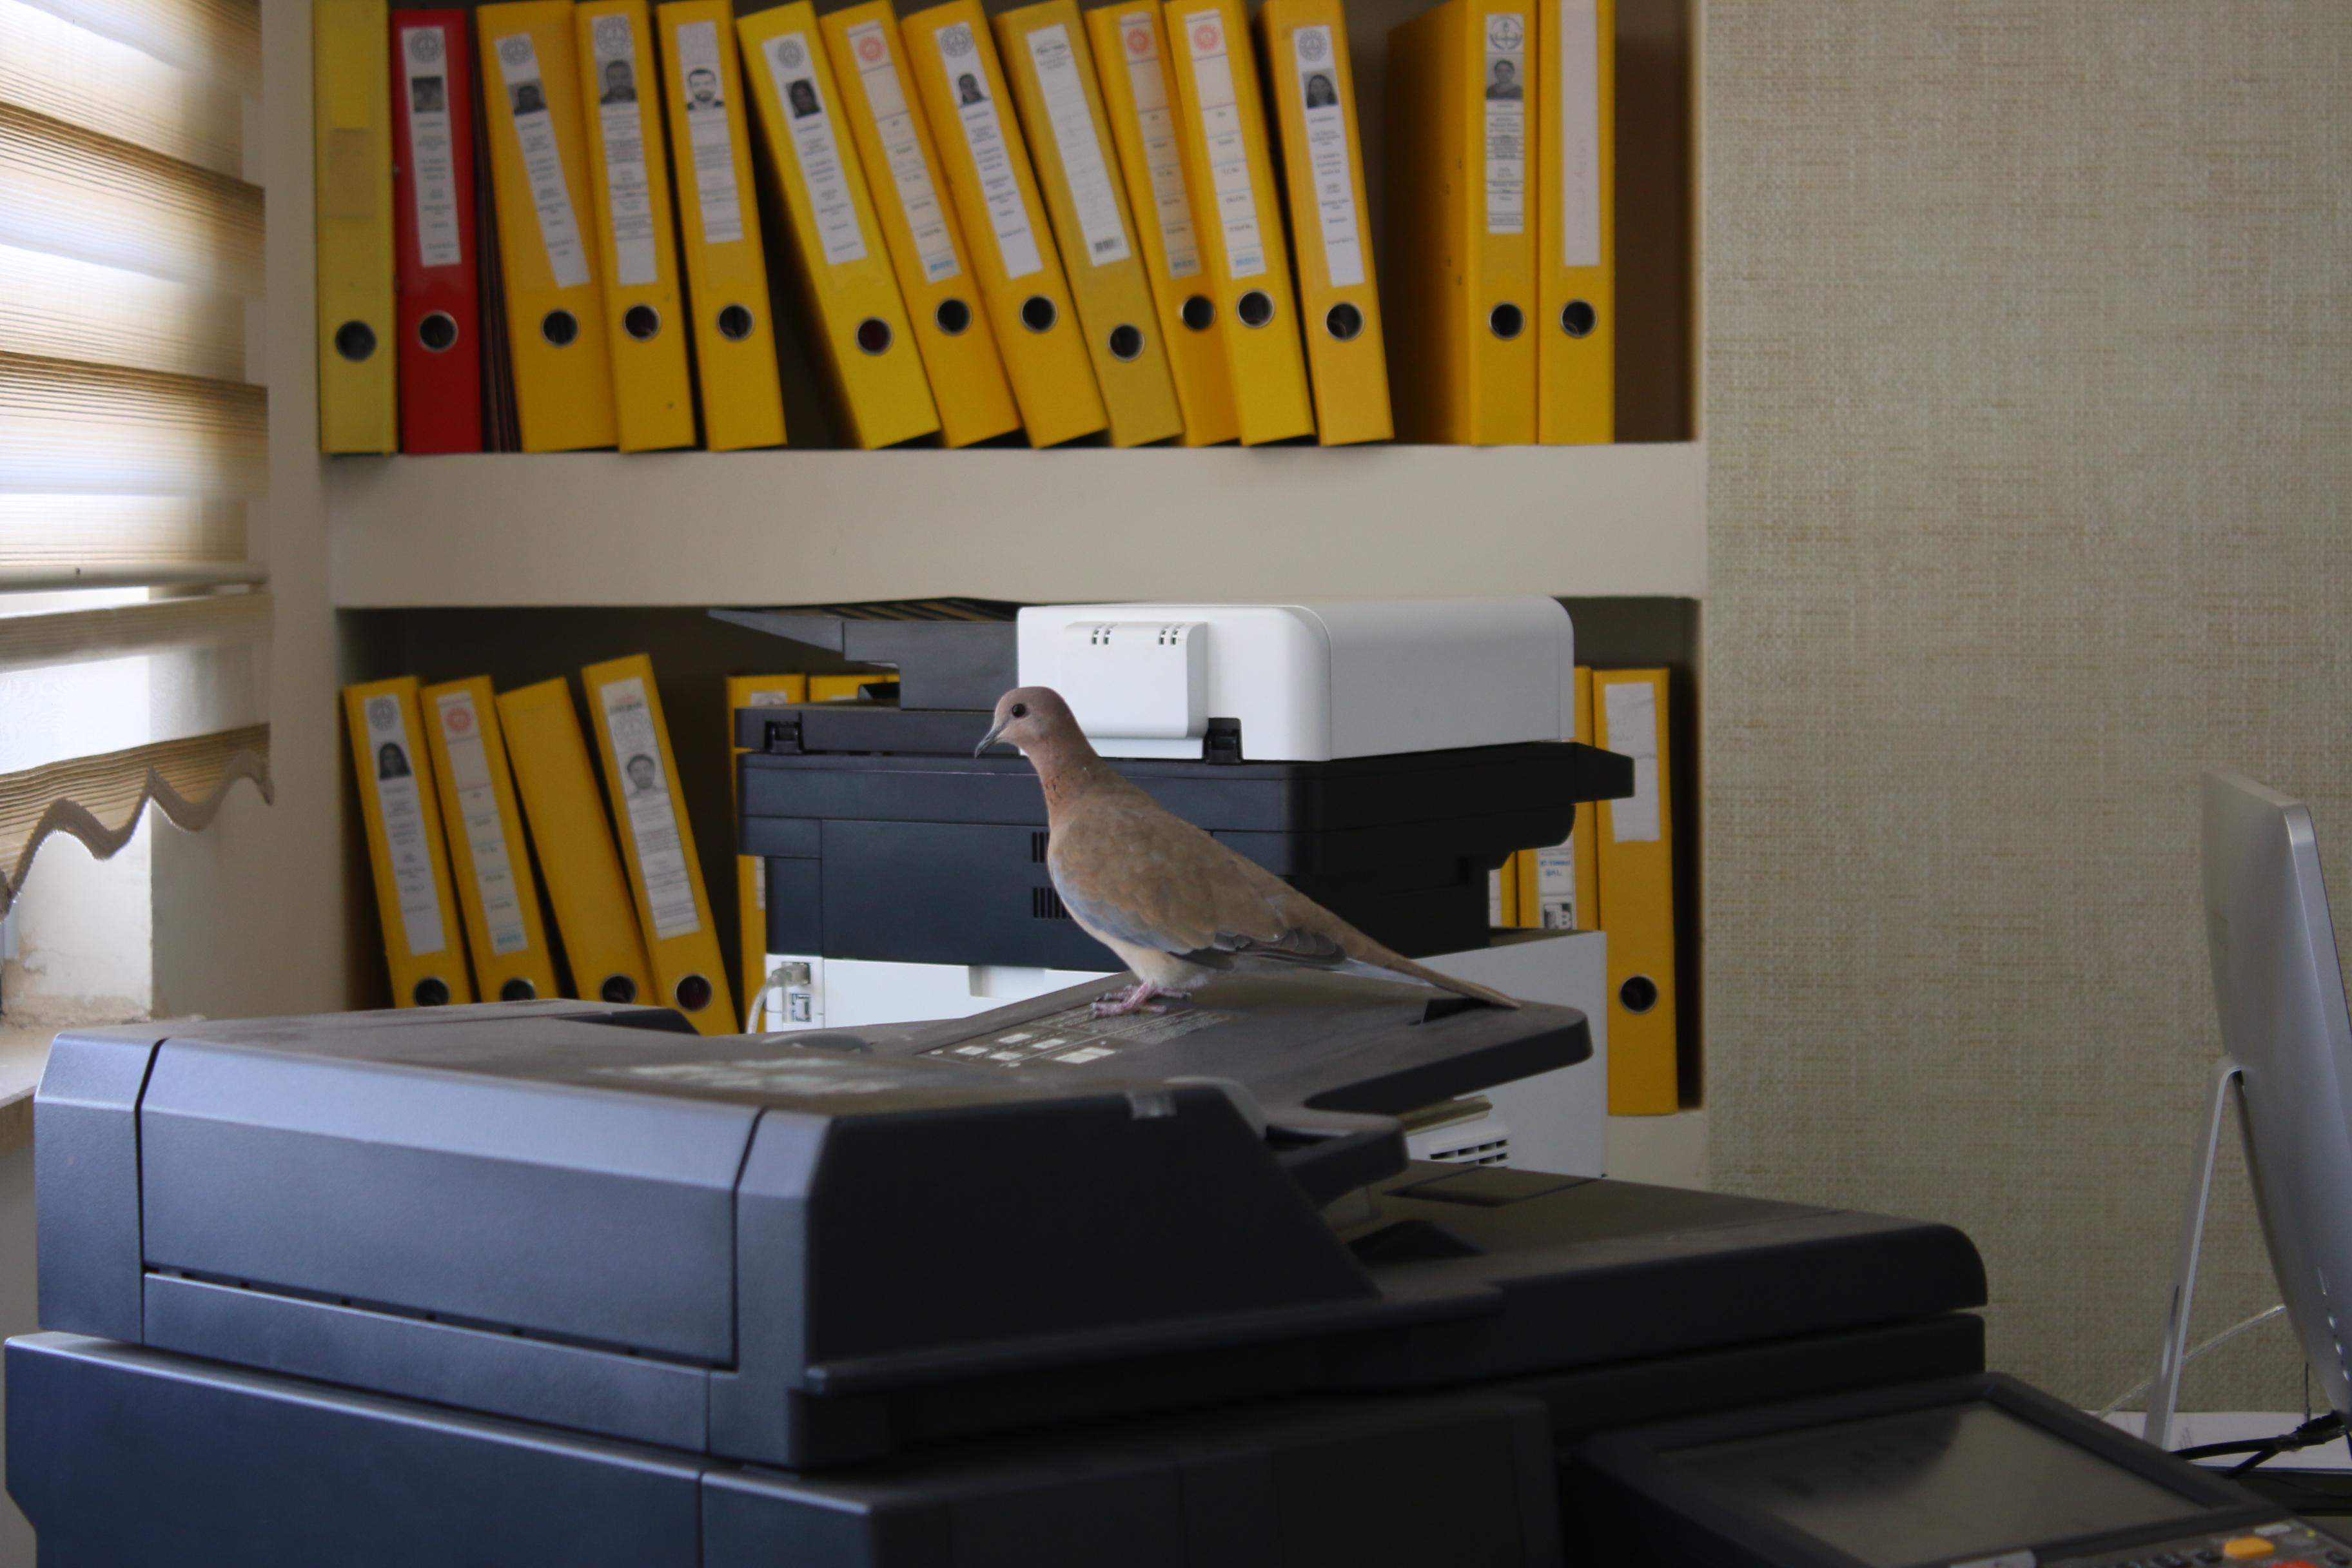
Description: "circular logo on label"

(778, 37), (804, 68)
(1298, 29), (1328, 61)
(409, 30), (444, 63)
(446, 706), (473, 736)
(1490, 15), (1522, 48)
(366, 697), (398, 731)
(941, 23), (973, 57)
(593, 15), (629, 52)
(497, 36), (531, 68)
(857, 34), (885, 62)
(1193, 21), (1218, 51)
(1125, 24), (1150, 55)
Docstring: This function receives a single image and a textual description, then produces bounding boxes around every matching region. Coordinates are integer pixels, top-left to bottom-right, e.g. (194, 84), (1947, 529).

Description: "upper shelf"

(326, 441), (1706, 608)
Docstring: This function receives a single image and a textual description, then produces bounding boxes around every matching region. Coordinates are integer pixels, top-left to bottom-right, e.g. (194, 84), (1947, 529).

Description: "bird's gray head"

(975, 685), (1080, 758)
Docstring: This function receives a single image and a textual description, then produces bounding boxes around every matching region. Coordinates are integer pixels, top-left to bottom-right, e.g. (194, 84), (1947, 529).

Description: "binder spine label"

(399, 26), (464, 268)
(1115, 14), (1198, 279)
(673, 21), (747, 244)
(362, 695), (447, 956)
(1602, 680), (1661, 841)
(587, 14), (660, 286)
(493, 33), (591, 288)
(1535, 833), (1576, 926)
(1289, 24), (1362, 288)
(845, 21), (959, 282)
(1179, 11), (1264, 279)
(1023, 24), (1130, 266)
(598, 677), (702, 937)
(760, 32), (869, 265)
(934, 21), (1044, 280)
(1482, 12), (1527, 237)
(1556, 0), (1600, 267)
(433, 689), (530, 954)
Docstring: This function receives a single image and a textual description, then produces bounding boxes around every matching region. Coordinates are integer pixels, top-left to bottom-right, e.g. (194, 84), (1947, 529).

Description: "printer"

(10, 987), (1986, 1564)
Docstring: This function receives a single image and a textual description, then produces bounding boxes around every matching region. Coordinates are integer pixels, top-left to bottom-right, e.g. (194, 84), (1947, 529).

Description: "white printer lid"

(1015, 598), (1573, 761)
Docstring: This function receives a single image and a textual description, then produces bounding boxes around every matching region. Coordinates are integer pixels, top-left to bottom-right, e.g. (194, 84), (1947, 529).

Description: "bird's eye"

(1010, 703), (1028, 718)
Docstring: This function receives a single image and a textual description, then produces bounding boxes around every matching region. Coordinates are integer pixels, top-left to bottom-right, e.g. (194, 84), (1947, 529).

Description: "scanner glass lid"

(1666, 1400), (2203, 1568)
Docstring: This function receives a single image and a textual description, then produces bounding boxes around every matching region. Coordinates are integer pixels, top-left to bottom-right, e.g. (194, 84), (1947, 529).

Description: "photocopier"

(9, 979), (1988, 1565)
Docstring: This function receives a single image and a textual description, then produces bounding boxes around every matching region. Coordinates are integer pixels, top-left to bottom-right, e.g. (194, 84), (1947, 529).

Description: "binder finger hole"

(1560, 299), (1597, 338)
(1181, 295), (1215, 331)
(600, 974), (638, 1004)
(1618, 975), (1659, 1014)
(498, 977), (537, 1001)
(1487, 302), (1524, 340)
(1237, 290), (1274, 328)
(416, 312), (458, 353)
(1324, 302), (1363, 341)
(1021, 295), (1057, 333)
(675, 974), (713, 1012)
(936, 298), (972, 335)
(333, 320), (377, 361)
(717, 304), (755, 341)
(856, 317), (892, 355)
(413, 977), (451, 1007)
(541, 309), (579, 348)
(623, 304), (661, 340)
(1108, 324), (1144, 361)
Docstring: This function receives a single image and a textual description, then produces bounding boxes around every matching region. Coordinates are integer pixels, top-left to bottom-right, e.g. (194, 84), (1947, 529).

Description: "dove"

(977, 686), (1522, 1017)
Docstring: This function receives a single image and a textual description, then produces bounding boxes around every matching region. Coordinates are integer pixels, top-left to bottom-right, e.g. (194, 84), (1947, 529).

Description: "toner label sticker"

(1290, 24), (1362, 287)
(398, 26), (463, 268)
(672, 21), (745, 244)
(493, 32), (591, 287)
(1115, 14), (1199, 278)
(1024, 23), (1130, 266)
(1555, 0), (1601, 266)
(762, 32), (867, 265)
(587, 12), (659, 285)
(936, 21), (1044, 280)
(362, 693), (446, 957)
(1181, 10), (1264, 278)
(1482, 11), (1526, 236)
(845, 20), (959, 282)
(434, 688), (529, 954)
(598, 676), (701, 937)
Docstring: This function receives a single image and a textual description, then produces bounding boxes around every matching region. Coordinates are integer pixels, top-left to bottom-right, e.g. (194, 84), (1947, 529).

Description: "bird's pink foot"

(1090, 982), (1190, 1019)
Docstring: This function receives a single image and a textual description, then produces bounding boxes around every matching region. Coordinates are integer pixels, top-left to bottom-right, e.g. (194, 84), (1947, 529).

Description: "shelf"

(327, 441), (1706, 608)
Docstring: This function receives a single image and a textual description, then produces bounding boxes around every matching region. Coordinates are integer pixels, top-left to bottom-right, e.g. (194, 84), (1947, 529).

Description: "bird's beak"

(974, 720), (1008, 757)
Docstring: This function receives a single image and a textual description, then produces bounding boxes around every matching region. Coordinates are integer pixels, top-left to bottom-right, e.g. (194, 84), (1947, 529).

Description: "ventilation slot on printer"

(1032, 887), (1072, 921)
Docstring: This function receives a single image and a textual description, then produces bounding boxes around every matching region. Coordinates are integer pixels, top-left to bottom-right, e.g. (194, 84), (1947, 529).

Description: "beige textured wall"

(1703, 3), (2352, 1410)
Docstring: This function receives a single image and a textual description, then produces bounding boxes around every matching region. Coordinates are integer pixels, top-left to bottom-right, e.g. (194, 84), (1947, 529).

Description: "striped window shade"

(0, 0), (271, 912)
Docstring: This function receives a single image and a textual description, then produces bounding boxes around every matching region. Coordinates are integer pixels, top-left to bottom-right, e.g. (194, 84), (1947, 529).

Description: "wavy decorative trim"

(1, 723), (270, 914)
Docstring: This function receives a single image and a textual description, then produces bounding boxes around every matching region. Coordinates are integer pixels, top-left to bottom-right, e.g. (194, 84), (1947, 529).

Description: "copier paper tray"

(35, 986), (1981, 1469)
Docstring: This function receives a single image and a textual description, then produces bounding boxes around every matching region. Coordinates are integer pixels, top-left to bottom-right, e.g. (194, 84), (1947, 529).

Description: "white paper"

(434, 689), (529, 954)
(587, 12), (659, 286)
(1482, 12), (1527, 236)
(599, 676), (701, 938)
(1181, 10), (1264, 278)
(493, 33), (591, 288)
(672, 21), (745, 244)
(1113, 13), (1199, 278)
(936, 21), (1044, 280)
(1556, 0), (1601, 267)
(1025, 24), (1129, 266)
(845, 20), (959, 282)
(1603, 680), (1661, 843)
(361, 692), (446, 957)
(762, 32), (867, 265)
(399, 26), (463, 269)
(1289, 25), (1362, 287)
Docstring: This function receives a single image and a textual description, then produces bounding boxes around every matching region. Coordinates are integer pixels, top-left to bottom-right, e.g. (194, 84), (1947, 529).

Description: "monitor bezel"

(1573, 1373), (2275, 1568)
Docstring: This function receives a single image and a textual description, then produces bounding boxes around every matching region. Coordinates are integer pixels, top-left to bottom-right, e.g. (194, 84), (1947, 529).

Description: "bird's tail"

(1337, 952), (1524, 1010)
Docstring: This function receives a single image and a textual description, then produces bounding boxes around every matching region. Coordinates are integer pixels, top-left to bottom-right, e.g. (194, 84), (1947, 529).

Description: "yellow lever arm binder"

(582, 654), (735, 1033)
(1511, 662), (1596, 929)
(419, 676), (560, 1004)
(344, 678), (473, 1008)
(901, 0), (1105, 448)
(1161, 0), (1314, 445)
(821, 3), (1021, 449)
(738, 3), (940, 449)
(994, 0), (1182, 447)
(1086, 5), (1234, 447)
(1384, 0), (1538, 444)
(495, 676), (654, 1007)
(727, 674), (807, 1026)
(1257, 0), (1391, 446)
(573, 0), (695, 451)
(1592, 667), (1676, 1114)
(477, 1), (620, 451)
(315, 0), (397, 453)
(653, 0), (788, 452)
(1538, 0), (1612, 444)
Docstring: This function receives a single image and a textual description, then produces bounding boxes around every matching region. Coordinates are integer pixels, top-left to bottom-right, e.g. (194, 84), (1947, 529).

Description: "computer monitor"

(2200, 769), (2352, 1420)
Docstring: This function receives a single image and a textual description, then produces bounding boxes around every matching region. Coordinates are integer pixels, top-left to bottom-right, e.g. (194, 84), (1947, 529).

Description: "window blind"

(0, 0), (269, 912)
